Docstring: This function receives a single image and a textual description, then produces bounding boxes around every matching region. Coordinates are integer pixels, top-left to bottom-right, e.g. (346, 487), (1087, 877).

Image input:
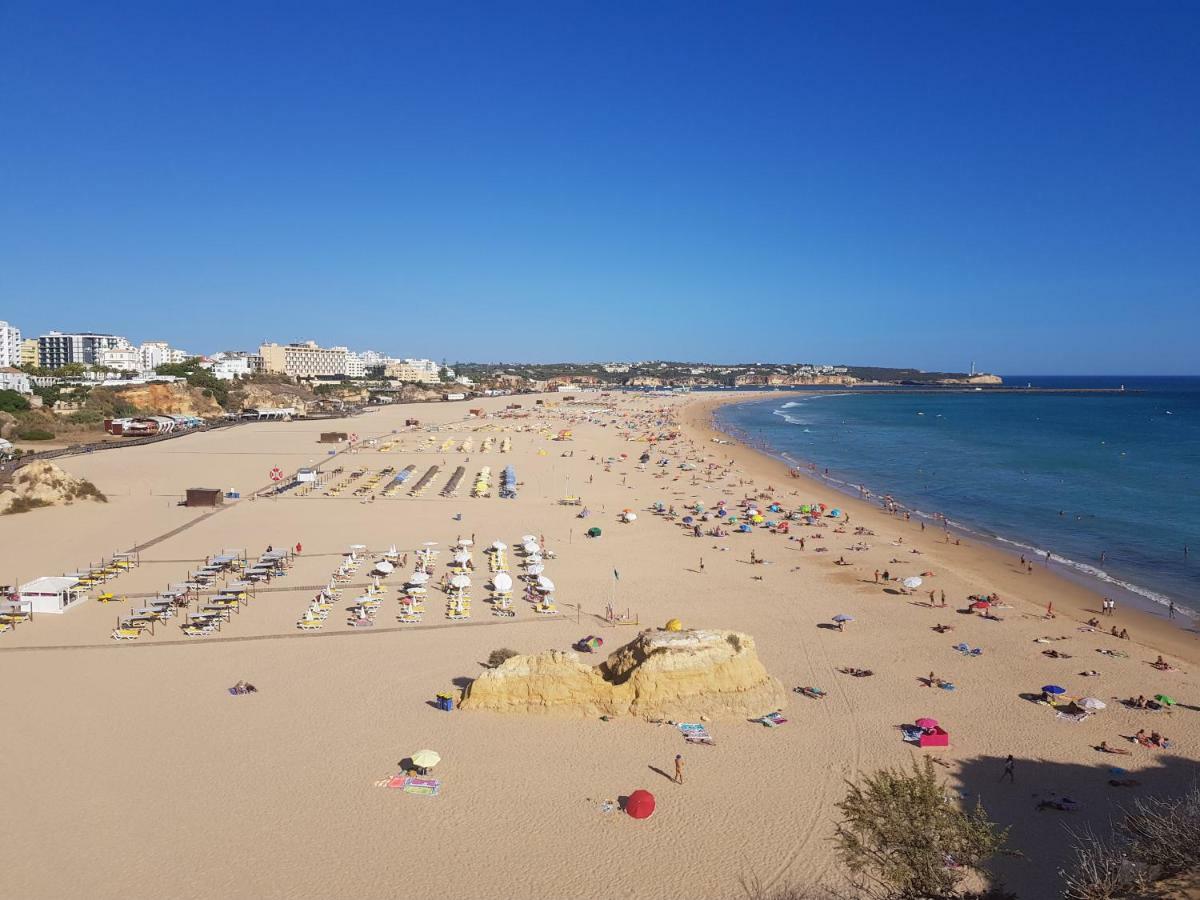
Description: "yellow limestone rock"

(461, 629), (786, 719)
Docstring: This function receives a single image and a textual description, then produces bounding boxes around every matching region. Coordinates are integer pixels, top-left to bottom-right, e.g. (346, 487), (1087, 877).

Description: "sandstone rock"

(112, 383), (223, 418)
(460, 629), (786, 719)
(0, 461), (106, 514)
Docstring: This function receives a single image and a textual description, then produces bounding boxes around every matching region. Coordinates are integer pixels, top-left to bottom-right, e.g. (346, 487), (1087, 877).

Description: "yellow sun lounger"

(111, 628), (141, 640)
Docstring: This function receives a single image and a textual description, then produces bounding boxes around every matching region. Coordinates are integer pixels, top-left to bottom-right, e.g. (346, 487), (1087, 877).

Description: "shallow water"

(715, 377), (1200, 619)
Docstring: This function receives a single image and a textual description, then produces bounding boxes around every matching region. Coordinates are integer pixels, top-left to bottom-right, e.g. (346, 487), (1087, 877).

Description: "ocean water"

(714, 377), (1200, 621)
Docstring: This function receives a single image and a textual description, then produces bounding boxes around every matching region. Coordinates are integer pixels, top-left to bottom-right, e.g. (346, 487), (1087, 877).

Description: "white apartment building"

(343, 352), (366, 379)
(0, 321), (22, 368)
(96, 345), (142, 371)
(0, 367), (32, 394)
(259, 341), (348, 379)
(139, 341), (190, 371)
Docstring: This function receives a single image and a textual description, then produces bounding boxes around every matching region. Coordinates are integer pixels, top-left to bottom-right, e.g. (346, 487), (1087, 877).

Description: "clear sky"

(2, 2), (1197, 373)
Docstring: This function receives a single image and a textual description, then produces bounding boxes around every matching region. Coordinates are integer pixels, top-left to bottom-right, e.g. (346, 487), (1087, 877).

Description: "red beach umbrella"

(625, 789), (656, 819)
(969, 600), (991, 610)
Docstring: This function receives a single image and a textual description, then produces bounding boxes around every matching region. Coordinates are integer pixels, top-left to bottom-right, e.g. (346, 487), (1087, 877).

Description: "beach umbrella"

(492, 541), (507, 550)
(492, 573), (513, 592)
(373, 560), (395, 575)
(450, 574), (471, 589)
(1154, 694), (1176, 706)
(452, 551), (470, 564)
(902, 576), (923, 589)
(830, 508), (842, 517)
(537, 576), (556, 592)
(915, 717), (939, 729)
(623, 512), (637, 522)
(682, 516), (694, 525)
(458, 539), (474, 547)
(625, 789), (656, 820)
(969, 600), (990, 610)
(832, 614), (854, 623)
(526, 563), (545, 576)
(422, 541), (439, 547)
(408, 572), (430, 585)
(521, 534), (537, 542)
(522, 541), (539, 554)
(411, 749), (441, 769)
(665, 618), (682, 631)
(1078, 698), (1106, 711)
(1042, 685), (1066, 695)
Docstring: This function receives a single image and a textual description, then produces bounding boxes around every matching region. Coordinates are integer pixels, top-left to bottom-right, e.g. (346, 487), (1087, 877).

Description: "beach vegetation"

(16, 427), (55, 441)
(155, 359), (230, 407)
(3, 495), (54, 514)
(487, 648), (519, 667)
(0, 389), (31, 413)
(832, 757), (1009, 899)
(1062, 783), (1200, 899)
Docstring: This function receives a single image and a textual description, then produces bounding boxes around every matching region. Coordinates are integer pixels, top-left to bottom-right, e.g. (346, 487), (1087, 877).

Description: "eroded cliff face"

(112, 383), (223, 417)
(0, 461), (106, 514)
(461, 629), (786, 719)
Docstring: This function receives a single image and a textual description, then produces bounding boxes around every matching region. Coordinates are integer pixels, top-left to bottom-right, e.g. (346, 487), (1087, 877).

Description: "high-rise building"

(384, 358), (441, 384)
(0, 321), (22, 368)
(258, 341), (348, 378)
(139, 341), (191, 371)
(37, 332), (130, 369)
(19, 339), (38, 368)
(96, 346), (141, 371)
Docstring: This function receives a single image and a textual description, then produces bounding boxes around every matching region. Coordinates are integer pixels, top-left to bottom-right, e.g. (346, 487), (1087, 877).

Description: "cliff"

(110, 383), (224, 418)
(460, 629), (786, 719)
(229, 381), (318, 415)
(936, 374), (1003, 385)
(0, 461), (107, 514)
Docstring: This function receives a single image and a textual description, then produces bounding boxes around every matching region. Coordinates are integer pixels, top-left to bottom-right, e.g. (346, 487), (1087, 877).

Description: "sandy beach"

(2, 391), (1197, 900)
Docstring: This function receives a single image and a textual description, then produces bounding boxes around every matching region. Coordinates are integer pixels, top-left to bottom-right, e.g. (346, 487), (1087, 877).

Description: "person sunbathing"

(1079, 669), (1100, 677)
(1119, 628), (1130, 640)
(1087, 618), (1101, 628)
(1036, 797), (1079, 812)
(1152, 656), (1174, 671)
(1097, 741), (1131, 755)
(838, 667), (874, 677)
(1043, 649), (1073, 659)
(932, 624), (954, 633)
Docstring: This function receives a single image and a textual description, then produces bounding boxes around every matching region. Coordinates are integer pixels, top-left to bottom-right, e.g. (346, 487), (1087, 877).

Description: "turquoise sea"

(714, 377), (1200, 623)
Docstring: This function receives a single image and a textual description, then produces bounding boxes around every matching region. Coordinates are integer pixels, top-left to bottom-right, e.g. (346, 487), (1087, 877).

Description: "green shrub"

(16, 428), (55, 441)
(0, 389), (30, 413)
(487, 648), (519, 667)
(4, 496), (53, 514)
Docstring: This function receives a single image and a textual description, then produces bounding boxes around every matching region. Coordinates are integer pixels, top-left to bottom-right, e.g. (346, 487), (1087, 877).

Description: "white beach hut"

(19, 576), (86, 614)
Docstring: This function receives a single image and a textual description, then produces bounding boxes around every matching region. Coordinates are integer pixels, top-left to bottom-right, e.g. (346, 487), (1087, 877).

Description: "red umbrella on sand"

(625, 789), (656, 819)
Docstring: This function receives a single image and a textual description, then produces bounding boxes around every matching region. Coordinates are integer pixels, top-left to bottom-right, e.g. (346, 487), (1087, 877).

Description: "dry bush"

(486, 648), (519, 667)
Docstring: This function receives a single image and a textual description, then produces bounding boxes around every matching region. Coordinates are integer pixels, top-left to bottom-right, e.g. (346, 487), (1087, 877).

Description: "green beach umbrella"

(1154, 694), (1175, 706)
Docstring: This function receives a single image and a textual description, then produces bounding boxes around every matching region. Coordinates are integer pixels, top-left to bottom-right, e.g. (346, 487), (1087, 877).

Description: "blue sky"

(2, 2), (1197, 373)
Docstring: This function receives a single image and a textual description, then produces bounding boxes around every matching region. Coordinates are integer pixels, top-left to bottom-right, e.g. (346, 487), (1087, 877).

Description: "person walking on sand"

(874, 570), (880, 584)
(674, 754), (684, 785)
(1000, 755), (1015, 783)
(1168, 601), (1176, 619)
(699, 557), (705, 574)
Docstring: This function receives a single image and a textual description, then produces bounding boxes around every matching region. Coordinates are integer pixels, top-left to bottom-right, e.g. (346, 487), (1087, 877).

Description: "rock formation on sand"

(460, 629), (786, 719)
(0, 461), (107, 514)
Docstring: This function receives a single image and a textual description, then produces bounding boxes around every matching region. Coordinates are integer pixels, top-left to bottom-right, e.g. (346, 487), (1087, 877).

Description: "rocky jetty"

(460, 629), (786, 719)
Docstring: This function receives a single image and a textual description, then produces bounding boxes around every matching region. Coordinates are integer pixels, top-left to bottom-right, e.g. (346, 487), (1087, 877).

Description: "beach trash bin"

(436, 692), (454, 711)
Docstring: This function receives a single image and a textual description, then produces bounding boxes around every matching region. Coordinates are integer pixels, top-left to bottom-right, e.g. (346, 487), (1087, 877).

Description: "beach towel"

(756, 712), (788, 727)
(678, 723), (714, 745)
(1056, 711), (1087, 723)
(901, 726), (922, 743)
(389, 776), (441, 796)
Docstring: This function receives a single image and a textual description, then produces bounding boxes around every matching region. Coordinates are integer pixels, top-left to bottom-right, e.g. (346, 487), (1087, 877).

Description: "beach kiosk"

(184, 487), (224, 508)
(19, 576), (85, 614)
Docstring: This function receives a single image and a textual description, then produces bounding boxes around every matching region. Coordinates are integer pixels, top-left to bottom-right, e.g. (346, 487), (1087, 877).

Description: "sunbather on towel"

(1096, 741), (1131, 755)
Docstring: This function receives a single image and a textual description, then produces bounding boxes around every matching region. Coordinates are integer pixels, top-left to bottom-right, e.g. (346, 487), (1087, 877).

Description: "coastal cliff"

(461, 629), (786, 719)
(109, 383), (224, 417)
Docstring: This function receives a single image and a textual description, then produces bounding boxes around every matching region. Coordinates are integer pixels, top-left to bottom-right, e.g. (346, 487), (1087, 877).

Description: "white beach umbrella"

(492, 572), (513, 592)
(408, 572), (431, 585)
(350, 544), (367, 552)
(521, 534), (537, 542)
(452, 551), (471, 564)
(623, 512), (637, 522)
(492, 541), (507, 550)
(522, 541), (539, 554)
(1078, 697), (1106, 711)
(902, 576), (923, 589)
(458, 539), (474, 547)
(526, 563), (545, 576)
(385, 544), (398, 557)
(373, 560), (395, 575)
(537, 576), (556, 592)
(450, 574), (471, 589)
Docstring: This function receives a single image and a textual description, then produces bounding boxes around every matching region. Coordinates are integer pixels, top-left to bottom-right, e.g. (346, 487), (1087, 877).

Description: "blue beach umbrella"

(1042, 685), (1066, 695)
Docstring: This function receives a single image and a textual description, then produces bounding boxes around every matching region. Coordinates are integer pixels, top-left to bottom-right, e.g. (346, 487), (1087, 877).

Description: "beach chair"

(111, 627), (141, 640)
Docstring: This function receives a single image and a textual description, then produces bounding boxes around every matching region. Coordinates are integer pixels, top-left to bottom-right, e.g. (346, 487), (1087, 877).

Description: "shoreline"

(679, 392), (1200, 669)
(712, 394), (1196, 625)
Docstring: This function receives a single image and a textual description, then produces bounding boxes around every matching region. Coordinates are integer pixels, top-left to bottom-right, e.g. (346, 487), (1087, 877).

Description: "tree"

(834, 758), (1009, 899)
